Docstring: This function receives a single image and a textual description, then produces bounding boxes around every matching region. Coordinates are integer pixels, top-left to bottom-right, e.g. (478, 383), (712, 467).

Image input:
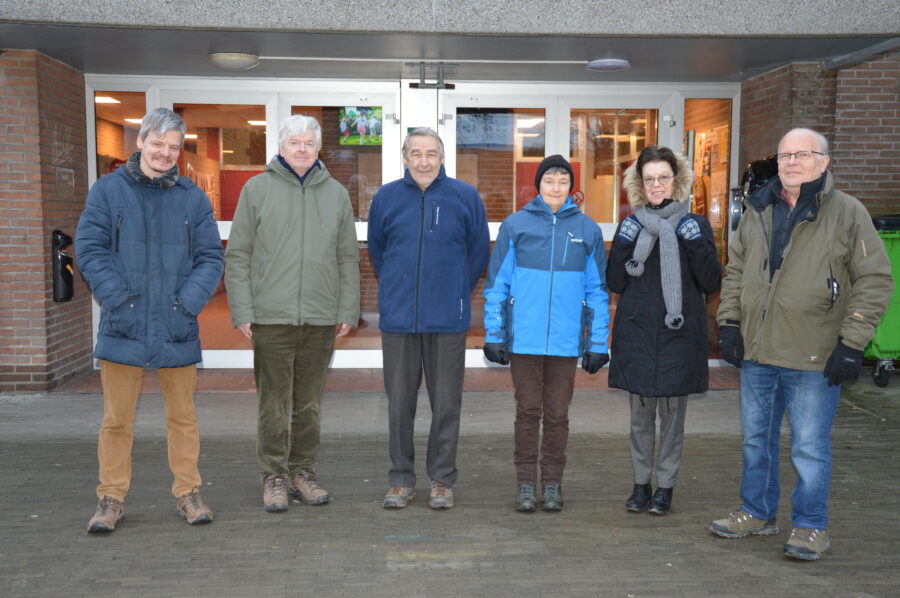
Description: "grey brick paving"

(1, 375), (899, 597)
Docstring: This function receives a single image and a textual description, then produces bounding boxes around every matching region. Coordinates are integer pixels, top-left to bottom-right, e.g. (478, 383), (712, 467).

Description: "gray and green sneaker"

(784, 527), (830, 561)
(709, 508), (778, 538)
(515, 484), (537, 513)
(542, 484), (563, 512)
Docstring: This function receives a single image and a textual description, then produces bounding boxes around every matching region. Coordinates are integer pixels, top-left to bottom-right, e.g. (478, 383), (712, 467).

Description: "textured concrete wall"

(2, 0), (898, 35)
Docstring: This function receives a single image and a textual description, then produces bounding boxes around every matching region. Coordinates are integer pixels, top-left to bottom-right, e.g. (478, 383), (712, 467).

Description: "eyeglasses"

(776, 150), (825, 162)
(642, 175), (674, 187)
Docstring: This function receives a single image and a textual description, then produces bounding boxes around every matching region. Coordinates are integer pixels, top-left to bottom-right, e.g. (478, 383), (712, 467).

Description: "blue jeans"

(739, 361), (841, 529)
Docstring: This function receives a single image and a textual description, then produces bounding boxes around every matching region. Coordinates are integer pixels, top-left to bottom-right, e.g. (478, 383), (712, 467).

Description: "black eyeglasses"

(775, 150), (825, 162)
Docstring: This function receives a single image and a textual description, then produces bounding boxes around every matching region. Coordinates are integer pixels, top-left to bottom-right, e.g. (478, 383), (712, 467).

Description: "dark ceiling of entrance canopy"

(1, 23), (895, 82)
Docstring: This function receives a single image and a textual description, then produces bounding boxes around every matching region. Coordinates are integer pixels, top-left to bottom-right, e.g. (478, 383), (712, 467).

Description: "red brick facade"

(739, 52), (899, 215)
(0, 50), (93, 392)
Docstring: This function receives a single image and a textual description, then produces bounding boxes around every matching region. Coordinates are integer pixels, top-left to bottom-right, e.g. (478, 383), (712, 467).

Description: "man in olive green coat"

(225, 115), (360, 513)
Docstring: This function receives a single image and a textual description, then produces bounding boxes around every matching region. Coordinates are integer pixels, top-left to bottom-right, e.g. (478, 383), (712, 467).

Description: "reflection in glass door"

(173, 103), (267, 352)
(291, 105), (384, 350)
(569, 109), (658, 223)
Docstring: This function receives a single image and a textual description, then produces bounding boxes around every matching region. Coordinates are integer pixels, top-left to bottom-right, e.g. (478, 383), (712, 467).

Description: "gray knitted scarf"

(125, 151), (179, 188)
(625, 200), (690, 330)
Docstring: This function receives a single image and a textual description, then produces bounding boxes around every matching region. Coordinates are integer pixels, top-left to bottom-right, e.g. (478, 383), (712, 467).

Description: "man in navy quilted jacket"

(368, 127), (490, 510)
(76, 108), (224, 533)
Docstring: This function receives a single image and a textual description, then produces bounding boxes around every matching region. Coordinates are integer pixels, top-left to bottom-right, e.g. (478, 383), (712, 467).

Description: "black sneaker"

(648, 487), (673, 515)
(542, 484), (563, 512)
(515, 484), (537, 513)
(626, 483), (652, 512)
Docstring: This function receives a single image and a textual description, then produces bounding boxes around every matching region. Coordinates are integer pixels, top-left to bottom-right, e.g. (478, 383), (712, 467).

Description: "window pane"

(93, 91), (145, 175)
(570, 109), (658, 222)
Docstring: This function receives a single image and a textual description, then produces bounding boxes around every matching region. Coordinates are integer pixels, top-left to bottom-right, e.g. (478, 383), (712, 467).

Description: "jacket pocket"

(507, 296), (516, 347)
(104, 297), (142, 340)
(579, 301), (593, 354)
(166, 300), (198, 343)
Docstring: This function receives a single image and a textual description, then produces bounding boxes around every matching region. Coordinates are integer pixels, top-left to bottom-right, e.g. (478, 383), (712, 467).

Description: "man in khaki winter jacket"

(225, 115), (360, 513)
(709, 128), (893, 560)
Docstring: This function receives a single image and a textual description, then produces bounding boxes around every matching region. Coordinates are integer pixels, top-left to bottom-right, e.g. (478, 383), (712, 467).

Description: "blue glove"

(617, 215), (642, 243)
(676, 215), (702, 241)
(483, 343), (509, 366)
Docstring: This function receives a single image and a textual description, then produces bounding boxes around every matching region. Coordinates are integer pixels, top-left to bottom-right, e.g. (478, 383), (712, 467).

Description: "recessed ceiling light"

(94, 96), (121, 104)
(586, 58), (631, 72)
(124, 118), (143, 124)
(247, 120), (267, 126)
(184, 134), (198, 139)
(210, 52), (260, 72)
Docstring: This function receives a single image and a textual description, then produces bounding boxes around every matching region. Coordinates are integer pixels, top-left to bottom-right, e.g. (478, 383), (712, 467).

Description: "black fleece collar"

(125, 151), (179, 188)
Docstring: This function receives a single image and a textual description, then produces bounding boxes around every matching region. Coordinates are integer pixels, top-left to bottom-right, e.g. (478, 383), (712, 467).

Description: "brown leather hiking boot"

(87, 495), (124, 533)
(176, 489), (214, 525)
(289, 469), (330, 505)
(263, 474), (289, 512)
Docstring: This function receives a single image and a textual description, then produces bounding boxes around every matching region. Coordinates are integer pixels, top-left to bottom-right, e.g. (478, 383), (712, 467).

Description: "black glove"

(823, 339), (862, 387)
(718, 324), (744, 368)
(483, 342), (509, 366)
(582, 352), (610, 374)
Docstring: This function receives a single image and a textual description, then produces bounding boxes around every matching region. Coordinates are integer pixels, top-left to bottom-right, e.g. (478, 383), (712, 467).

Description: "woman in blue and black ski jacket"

(482, 154), (610, 513)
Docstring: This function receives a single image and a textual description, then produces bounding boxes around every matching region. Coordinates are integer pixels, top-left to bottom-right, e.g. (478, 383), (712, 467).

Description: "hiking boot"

(709, 508), (778, 538)
(515, 484), (537, 513)
(648, 487), (673, 515)
(626, 483), (652, 512)
(784, 527), (830, 561)
(542, 484), (564, 512)
(263, 474), (289, 512)
(429, 480), (454, 509)
(383, 486), (416, 509)
(87, 495), (124, 533)
(289, 469), (330, 505)
(176, 489), (213, 525)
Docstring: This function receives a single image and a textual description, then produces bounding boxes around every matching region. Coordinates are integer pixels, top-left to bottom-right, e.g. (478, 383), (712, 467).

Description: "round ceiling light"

(585, 58), (631, 72)
(209, 52), (260, 72)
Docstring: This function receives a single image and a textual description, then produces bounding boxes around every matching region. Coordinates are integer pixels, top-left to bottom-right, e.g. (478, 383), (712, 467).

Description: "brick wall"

(0, 50), (92, 392)
(832, 52), (900, 215)
(739, 62), (836, 167)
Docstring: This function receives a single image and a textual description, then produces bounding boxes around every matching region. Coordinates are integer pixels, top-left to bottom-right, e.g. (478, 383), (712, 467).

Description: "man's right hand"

(718, 324), (744, 368)
(238, 323), (252, 339)
(483, 342), (509, 365)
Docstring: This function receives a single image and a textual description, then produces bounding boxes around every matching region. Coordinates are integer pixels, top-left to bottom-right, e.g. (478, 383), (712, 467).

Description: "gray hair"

(402, 127), (444, 158)
(780, 127), (829, 155)
(138, 108), (186, 142)
(542, 166), (570, 178)
(278, 115), (322, 150)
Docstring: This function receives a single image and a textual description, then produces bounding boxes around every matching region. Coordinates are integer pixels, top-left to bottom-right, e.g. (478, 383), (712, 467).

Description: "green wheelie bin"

(864, 215), (900, 387)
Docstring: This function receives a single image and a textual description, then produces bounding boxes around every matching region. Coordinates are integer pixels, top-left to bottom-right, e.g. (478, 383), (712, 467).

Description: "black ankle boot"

(648, 487), (673, 515)
(626, 483), (652, 512)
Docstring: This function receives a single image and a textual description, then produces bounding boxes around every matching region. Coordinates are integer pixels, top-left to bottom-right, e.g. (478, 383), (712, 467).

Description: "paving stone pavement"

(1, 372), (899, 598)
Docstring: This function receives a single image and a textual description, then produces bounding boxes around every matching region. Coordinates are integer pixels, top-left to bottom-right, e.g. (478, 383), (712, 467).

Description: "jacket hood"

(622, 152), (693, 209)
(746, 170), (832, 214)
(265, 155), (332, 186)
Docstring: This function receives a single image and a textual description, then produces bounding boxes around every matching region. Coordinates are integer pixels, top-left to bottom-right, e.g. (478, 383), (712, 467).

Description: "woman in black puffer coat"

(607, 145), (721, 515)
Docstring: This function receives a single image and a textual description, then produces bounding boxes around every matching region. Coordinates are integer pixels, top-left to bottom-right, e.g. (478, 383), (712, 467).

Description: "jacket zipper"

(298, 184), (306, 324)
(115, 214), (122, 253)
(415, 189), (425, 331)
(546, 214), (558, 353)
(184, 218), (191, 259)
(430, 200), (437, 232)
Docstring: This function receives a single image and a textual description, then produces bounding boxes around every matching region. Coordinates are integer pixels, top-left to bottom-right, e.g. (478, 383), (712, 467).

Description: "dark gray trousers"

(382, 331), (467, 488)
(629, 394), (687, 489)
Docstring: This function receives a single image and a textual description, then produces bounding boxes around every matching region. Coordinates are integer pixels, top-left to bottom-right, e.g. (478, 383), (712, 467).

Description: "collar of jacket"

(747, 171), (831, 219)
(266, 155), (328, 186)
(125, 151), (179, 188)
(402, 165), (447, 191)
(276, 154), (321, 184)
(524, 195), (579, 217)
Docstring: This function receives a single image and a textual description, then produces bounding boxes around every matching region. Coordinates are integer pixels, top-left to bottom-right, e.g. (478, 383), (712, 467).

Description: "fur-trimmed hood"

(622, 152), (693, 208)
